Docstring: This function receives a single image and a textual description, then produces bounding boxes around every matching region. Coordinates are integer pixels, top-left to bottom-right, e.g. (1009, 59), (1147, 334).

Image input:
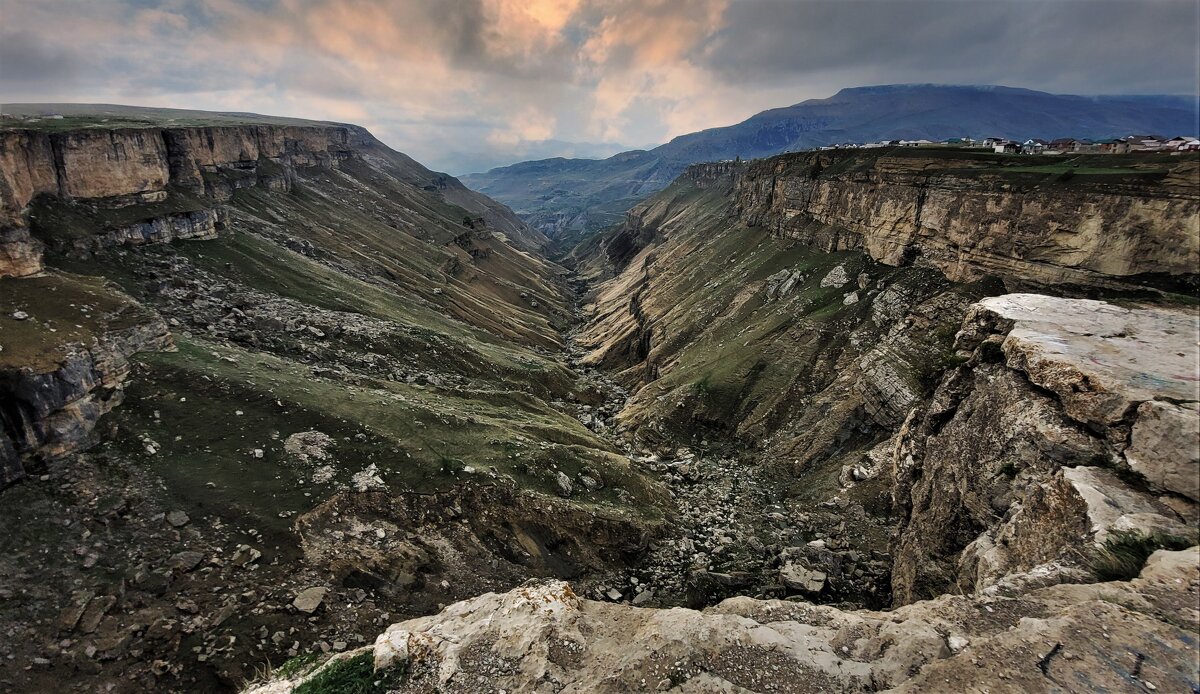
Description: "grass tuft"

(1088, 530), (1194, 582)
(275, 653), (322, 679)
(293, 652), (404, 694)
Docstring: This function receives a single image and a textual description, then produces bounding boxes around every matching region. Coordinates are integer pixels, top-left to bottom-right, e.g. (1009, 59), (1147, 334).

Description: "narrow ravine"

(557, 270), (893, 611)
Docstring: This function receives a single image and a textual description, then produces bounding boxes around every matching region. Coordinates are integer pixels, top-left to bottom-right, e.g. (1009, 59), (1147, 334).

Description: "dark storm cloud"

(702, 0), (1200, 95)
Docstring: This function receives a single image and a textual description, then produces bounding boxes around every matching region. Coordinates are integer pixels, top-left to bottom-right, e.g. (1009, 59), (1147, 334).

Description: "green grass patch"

(293, 653), (404, 694)
(0, 271), (156, 371)
(113, 335), (662, 541)
(275, 652), (323, 679)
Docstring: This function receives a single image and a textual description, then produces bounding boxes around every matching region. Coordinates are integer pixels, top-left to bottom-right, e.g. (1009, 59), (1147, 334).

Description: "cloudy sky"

(3, 0), (1198, 173)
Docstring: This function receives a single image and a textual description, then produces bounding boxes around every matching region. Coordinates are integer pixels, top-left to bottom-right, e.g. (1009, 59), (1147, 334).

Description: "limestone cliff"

(0, 121), (548, 278)
(0, 124), (362, 225)
(0, 124), (356, 275)
(733, 149), (1200, 291)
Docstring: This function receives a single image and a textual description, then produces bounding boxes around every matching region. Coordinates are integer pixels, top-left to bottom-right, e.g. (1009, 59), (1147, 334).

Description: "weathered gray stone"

(166, 551), (205, 572)
(968, 294), (1198, 427)
(556, 471), (573, 497)
(1063, 466), (1189, 543)
(819, 264), (850, 288)
(780, 561), (826, 594)
(1126, 401), (1200, 501)
(293, 586), (327, 614)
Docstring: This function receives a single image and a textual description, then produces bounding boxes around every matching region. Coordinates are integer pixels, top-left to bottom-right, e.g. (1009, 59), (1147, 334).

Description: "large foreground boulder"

(248, 547), (1199, 693)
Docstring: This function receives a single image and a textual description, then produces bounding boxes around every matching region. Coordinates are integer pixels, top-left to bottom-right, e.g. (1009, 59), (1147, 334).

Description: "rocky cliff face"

(0, 124), (361, 220)
(463, 84), (1200, 244)
(0, 124), (364, 274)
(733, 150), (1200, 291)
(0, 273), (172, 486)
(891, 294), (1198, 604)
(0, 121), (549, 278)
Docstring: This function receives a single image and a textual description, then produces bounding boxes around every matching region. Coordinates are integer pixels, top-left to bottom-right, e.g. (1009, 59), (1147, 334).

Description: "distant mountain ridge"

(462, 84), (1198, 240)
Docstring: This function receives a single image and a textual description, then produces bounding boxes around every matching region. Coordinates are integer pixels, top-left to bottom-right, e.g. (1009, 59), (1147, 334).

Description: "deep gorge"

(0, 116), (1196, 693)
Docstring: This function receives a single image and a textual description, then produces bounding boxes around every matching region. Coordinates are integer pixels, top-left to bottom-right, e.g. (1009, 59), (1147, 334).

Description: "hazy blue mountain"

(437, 139), (637, 176)
(462, 85), (1198, 239)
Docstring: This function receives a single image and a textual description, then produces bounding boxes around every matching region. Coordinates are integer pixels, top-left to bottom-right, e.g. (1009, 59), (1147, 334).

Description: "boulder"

(819, 264), (850, 288)
(292, 586), (327, 614)
(1125, 401), (1200, 501)
(555, 471), (573, 497)
(780, 561), (827, 594)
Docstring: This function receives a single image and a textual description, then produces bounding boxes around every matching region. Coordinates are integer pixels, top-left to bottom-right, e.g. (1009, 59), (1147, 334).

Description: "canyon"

(0, 109), (1196, 694)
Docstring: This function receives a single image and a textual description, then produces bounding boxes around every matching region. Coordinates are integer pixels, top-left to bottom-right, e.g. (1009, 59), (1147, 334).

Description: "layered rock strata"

(0, 125), (363, 223)
(732, 152), (1200, 290)
(0, 124), (365, 275)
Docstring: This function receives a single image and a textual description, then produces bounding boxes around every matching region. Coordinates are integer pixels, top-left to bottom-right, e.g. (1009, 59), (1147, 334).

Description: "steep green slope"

(577, 173), (987, 461)
(0, 116), (664, 692)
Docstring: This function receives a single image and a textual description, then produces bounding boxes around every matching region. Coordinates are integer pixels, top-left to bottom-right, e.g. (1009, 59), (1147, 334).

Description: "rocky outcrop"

(891, 294), (1198, 604)
(74, 207), (226, 255)
(160, 125), (360, 190)
(679, 160), (746, 188)
(732, 151), (1200, 291)
(0, 276), (171, 487)
(0, 226), (43, 277)
(250, 547), (1200, 693)
(0, 124), (363, 223)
